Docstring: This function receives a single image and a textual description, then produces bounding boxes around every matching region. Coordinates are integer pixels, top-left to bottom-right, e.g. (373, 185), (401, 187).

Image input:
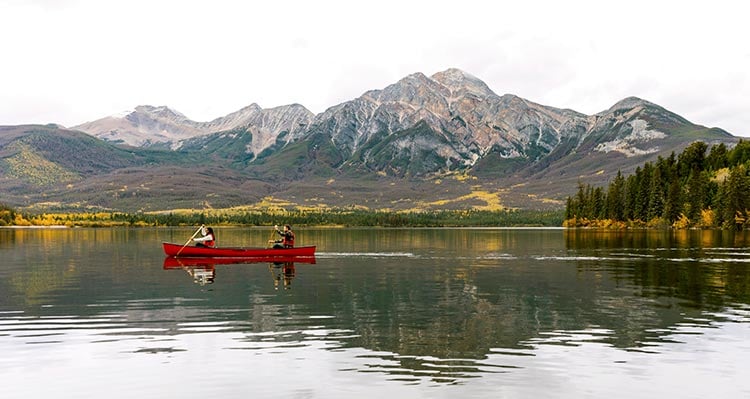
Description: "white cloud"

(0, 0), (748, 136)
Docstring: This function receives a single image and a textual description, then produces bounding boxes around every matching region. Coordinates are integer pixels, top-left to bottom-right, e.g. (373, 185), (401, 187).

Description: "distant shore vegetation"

(565, 140), (750, 230)
(0, 204), (564, 228)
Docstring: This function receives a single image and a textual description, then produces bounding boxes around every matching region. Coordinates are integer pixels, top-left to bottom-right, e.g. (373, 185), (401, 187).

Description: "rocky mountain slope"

(1, 69), (738, 212)
(74, 103), (315, 151)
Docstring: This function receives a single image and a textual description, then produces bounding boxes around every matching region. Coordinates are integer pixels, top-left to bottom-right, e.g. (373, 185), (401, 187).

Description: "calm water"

(1, 227), (749, 398)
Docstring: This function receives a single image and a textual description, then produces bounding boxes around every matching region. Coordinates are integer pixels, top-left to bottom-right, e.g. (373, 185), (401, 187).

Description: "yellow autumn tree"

(698, 208), (717, 228)
(672, 213), (691, 229)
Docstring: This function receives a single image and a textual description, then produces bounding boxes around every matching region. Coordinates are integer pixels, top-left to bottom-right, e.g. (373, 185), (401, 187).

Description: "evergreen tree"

(574, 181), (587, 218)
(714, 182), (728, 227)
(636, 163), (653, 220)
(591, 187), (605, 219)
(661, 152), (678, 178)
(606, 171), (625, 221)
(706, 143), (728, 170)
(684, 170), (709, 222)
(565, 197), (574, 220)
(723, 164), (750, 229)
(663, 179), (682, 223)
(728, 139), (750, 167)
(647, 165), (665, 220)
(624, 169), (640, 220)
(678, 141), (707, 178)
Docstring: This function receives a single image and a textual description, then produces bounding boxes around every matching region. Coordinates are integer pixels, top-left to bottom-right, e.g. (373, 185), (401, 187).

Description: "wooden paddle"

(176, 225), (204, 257)
(267, 224), (278, 248)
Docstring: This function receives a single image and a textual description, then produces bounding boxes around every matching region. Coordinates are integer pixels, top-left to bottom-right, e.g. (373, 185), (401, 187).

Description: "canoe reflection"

(163, 256), (316, 286)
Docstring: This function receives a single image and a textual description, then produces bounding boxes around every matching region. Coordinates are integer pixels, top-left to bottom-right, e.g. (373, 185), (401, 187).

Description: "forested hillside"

(565, 140), (750, 229)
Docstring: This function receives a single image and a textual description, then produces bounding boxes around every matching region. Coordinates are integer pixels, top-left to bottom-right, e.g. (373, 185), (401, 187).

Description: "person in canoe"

(269, 224), (295, 248)
(193, 226), (216, 248)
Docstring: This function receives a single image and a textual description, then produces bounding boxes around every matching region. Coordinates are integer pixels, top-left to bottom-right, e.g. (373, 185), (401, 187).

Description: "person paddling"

(193, 226), (216, 248)
(269, 224), (295, 248)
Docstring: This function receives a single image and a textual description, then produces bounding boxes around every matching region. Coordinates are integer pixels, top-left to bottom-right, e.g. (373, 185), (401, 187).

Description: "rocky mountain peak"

(131, 105), (189, 122)
(236, 103), (263, 114)
(603, 96), (656, 114)
(377, 72), (447, 100)
(208, 103), (263, 125)
(431, 68), (496, 98)
(596, 96), (696, 132)
(74, 102), (314, 149)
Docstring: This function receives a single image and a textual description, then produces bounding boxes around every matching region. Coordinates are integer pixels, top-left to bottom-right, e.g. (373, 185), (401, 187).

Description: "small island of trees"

(565, 140), (750, 229)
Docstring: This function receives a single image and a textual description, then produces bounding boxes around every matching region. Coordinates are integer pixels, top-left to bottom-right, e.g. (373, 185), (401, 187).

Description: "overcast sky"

(1, 0), (748, 136)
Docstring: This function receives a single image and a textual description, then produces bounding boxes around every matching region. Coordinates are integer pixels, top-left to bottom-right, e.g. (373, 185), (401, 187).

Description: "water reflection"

(2, 228), (750, 397)
(162, 256), (315, 287)
(563, 229), (750, 310)
(563, 227), (750, 251)
(270, 261), (296, 290)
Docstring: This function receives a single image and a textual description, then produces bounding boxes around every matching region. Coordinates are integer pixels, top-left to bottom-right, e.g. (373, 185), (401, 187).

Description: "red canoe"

(162, 242), (316, 257)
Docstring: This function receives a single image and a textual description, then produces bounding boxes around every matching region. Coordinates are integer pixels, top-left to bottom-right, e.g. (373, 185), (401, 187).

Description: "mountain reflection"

(284, 230), (750, 362)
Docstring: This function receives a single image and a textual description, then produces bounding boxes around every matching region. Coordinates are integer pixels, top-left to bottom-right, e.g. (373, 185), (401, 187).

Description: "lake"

(1, 227), (749, 398)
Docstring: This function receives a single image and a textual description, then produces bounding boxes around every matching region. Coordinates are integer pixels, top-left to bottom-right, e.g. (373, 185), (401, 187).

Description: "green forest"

(565, 140), (750, 229)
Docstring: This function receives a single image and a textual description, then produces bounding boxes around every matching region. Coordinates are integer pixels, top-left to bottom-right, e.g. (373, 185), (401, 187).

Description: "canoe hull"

(163, 242), (316, 257)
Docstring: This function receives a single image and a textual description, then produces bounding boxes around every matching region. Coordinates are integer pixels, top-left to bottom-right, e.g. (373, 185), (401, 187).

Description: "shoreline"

(0, 225), (69, 229)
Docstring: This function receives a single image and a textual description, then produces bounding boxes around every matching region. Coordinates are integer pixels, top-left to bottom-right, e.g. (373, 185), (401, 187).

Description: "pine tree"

(714, 182), (728, 227)
(636, 163), (653, 220)
(565, 197), (574, 220)
(663, 179), (682, 223)
(678, 141), (707, 178)
(591, 187), (605, 219)
(606, 171), (625, 221)
(647, 165), (665, 220)
(706, 143), (728, 170)
(684, 170), (709, 222)
(574, 181), (587, 218)
(723, 165), (750, 229)
(728, 139), (750, 166)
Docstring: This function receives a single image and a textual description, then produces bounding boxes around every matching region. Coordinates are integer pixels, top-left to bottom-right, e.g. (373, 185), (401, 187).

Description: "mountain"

(73, 105), (202, 148)
(73, 103), (315, 151)
(0, 124), (277, 211)
(246, 70), (732, 188)
(298, 70), (591, 178)
(2, 68), (738, 212)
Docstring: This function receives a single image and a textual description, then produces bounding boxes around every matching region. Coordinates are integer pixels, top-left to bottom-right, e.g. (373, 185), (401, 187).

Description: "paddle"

(176, 225), (204, 257)
(267, 224), (277, 248)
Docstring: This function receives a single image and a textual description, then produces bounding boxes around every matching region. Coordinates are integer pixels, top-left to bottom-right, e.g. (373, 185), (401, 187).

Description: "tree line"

(0, 203), (17, 226)
(0, 206), (564, 228)
(565, 140), (750, 229)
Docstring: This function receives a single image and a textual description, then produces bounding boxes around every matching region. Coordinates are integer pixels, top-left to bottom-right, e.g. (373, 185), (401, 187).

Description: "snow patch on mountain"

(595, 119), (666, 157)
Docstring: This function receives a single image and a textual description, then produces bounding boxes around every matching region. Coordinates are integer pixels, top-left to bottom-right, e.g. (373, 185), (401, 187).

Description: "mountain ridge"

(1, 68), (739, 212)
(71, 68), (732, 161)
